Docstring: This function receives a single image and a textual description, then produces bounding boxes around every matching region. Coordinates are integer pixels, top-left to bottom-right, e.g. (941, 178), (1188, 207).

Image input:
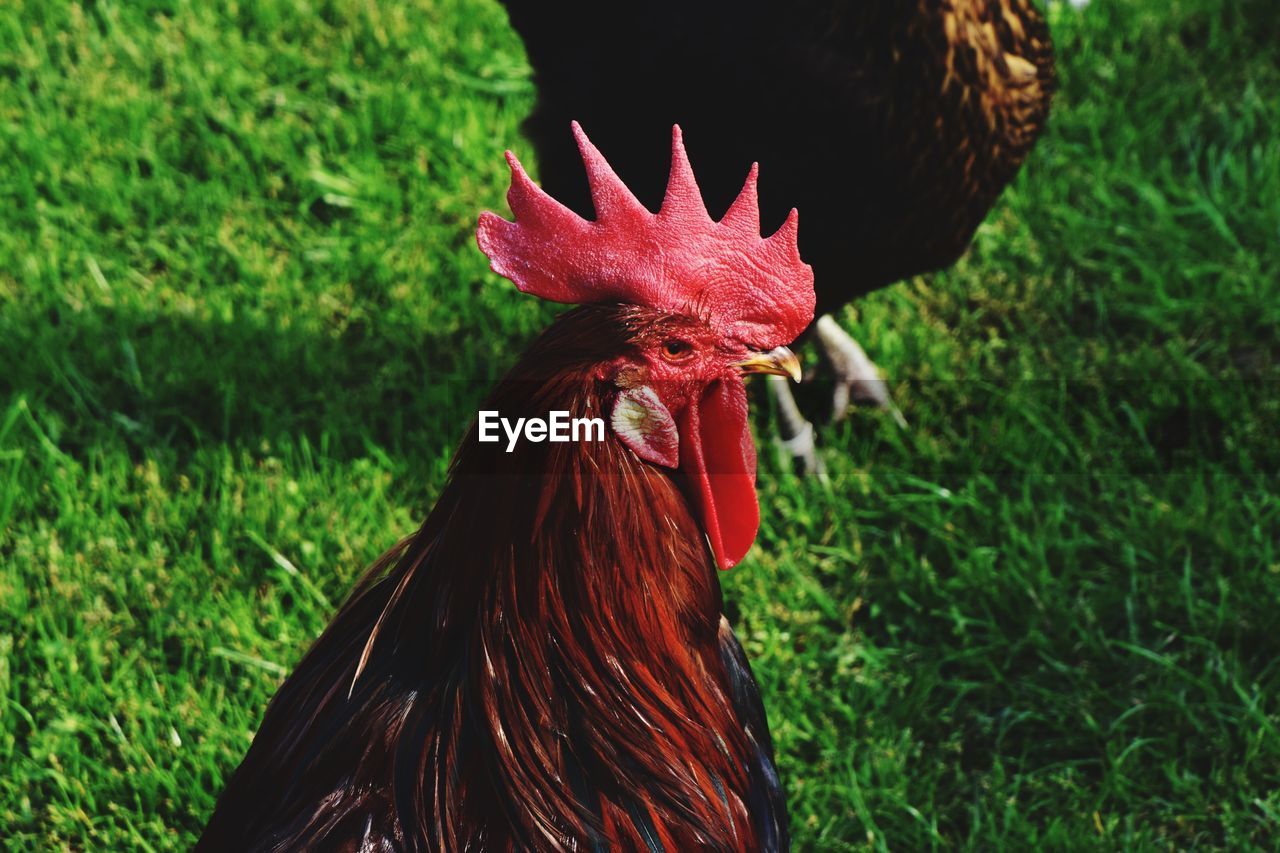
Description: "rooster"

(198, 125), (815, 851)
(499, 0), (1055, 472)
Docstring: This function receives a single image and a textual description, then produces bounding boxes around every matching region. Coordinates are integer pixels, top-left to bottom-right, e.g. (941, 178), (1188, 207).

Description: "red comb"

(476, 123), (815, 347)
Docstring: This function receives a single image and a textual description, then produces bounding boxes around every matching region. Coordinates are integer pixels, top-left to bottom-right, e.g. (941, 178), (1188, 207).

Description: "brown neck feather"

(204, 306), (758, 852)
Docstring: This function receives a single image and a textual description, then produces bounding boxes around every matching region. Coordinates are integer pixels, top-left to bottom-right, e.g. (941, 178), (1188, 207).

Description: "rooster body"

(199, 308), (786, 851)
(201, 129), (813, 851)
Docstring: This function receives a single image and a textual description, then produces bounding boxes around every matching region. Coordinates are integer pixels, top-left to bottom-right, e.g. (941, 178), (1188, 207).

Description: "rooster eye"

(660, 339), (693, 361)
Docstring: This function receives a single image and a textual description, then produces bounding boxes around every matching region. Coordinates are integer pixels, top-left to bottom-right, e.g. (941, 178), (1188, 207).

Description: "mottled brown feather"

(501, 0), (1055, 315)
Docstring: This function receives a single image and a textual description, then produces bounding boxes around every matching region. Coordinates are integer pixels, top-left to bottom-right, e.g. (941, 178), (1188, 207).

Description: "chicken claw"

(814, 314), (906, 428)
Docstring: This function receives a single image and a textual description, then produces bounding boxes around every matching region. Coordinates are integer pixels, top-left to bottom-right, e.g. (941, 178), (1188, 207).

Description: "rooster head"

(477, 123), (815, 570)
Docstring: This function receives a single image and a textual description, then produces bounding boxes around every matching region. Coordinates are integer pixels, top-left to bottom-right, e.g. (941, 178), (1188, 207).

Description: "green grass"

(1, 0), (1277, 848)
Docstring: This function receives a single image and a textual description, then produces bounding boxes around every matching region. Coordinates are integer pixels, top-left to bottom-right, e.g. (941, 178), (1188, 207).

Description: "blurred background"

(1, 0), (1277, 848)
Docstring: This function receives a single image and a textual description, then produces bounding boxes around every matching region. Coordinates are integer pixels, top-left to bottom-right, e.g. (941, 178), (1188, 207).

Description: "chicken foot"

(767, 314), (905, 479)
(767, 375), (824, 479)
(814, 314), (906, 428)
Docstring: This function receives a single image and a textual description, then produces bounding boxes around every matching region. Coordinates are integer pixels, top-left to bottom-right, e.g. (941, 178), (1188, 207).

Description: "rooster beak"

(736, 346), (802, 382)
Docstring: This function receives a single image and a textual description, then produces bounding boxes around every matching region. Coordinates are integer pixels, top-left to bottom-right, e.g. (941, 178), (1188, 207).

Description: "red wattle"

(679, 379), (760, 570)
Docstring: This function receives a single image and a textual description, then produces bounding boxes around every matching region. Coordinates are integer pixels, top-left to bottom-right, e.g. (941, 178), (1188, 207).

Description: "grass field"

(2, 0), (1278, 848)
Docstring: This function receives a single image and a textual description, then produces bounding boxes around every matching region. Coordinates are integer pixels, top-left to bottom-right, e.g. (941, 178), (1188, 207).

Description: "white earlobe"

(611, 386), (680, 468)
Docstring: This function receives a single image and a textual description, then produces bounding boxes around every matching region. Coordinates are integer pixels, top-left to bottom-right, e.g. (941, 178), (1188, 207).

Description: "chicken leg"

(814, 314), (906, 428)
(767, 374), (824, 479)
(768, 314), (905, 478)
